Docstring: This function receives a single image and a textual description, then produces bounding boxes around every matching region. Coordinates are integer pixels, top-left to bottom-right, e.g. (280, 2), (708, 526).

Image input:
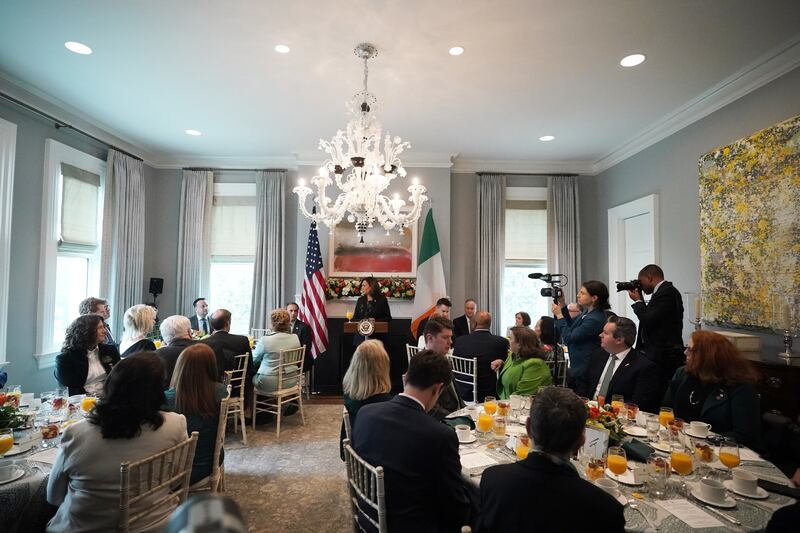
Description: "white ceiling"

(1, 0), (799, 172)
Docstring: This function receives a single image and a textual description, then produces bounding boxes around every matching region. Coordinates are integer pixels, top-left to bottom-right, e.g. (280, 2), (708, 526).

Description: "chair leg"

(275, 398), (282, 440)
(239, 403), (247, 445)
(252, 390), (257, 430)
(298, 395), (306, 426)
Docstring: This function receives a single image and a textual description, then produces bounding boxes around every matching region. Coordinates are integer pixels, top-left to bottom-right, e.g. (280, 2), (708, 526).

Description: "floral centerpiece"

(0, 393), (26, 430)
(586, 401), (626, 445)
(326, 277), (416, 300)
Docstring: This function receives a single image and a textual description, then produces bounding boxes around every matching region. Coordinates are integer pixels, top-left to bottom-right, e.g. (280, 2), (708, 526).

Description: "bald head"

(475, 311), (492, 329)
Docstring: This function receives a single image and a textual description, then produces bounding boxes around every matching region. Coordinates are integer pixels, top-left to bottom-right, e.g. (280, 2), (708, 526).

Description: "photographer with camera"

(624, 264), (684, 397)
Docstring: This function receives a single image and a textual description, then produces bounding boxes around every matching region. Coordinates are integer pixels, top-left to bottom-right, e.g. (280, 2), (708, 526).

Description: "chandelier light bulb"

(298, 178), (305, 187)
(318, 166), (327, 176)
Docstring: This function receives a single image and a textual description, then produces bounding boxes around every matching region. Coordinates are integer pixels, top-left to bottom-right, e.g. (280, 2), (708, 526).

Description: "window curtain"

(250, 170), (285, 330)
(99, 150), (146, 336)
(476, 173), (506, 335)
(176, 170), (213, 316)
(547, 175), (581, 297)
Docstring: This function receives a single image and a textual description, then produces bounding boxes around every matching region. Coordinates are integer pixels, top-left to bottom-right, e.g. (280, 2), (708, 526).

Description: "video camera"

(615, 280), (642, 292)
(528, 272), (567, 302)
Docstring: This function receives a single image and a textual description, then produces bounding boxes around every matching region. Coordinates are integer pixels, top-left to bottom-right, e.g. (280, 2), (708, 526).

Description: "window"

(208, 183), (256, 335)
(0, 118), (17, 364)
(36, 140), (105, 366)
(502, 187), (549, 333)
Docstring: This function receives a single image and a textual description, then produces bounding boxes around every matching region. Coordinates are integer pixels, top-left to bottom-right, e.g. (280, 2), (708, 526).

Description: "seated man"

(416, 297), (452, 349)
(575, 315), (660, 412)
(452, 311), (509, 402)
(155, 315), (197, 385)
(452, 298), (477, 339)
(201, 310), (255, 405)
(422, 316), (465, 420)
(478, 387), (625, 533)
(352, 350), (471, 532)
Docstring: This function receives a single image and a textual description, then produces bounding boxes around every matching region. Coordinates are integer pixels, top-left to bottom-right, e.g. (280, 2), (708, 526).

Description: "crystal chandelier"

(293, 43), (428, 242)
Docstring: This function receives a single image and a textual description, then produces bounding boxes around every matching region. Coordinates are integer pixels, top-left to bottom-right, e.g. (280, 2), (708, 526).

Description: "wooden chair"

(546, 344), (569, 387)
(447, 354), (478, 404)
(343, 405), (352, 441)
(118, 432), (198, 533)
(343, 438), (387, 533)
(406, 344), (419, 364)
(223, 353), (249, 445)
(252, 346), (306, 439)
(189, 397), (230, 494)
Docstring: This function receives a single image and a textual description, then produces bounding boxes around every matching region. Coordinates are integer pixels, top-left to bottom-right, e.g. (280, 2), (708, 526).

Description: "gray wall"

(580, 66), (800, 345)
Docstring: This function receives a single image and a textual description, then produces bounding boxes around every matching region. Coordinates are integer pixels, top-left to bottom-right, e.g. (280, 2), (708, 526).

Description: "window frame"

(35, 139), (105, 368)
(0, 117), (17, 364)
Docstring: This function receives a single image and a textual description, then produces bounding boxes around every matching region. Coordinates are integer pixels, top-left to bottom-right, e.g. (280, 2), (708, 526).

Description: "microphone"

(528, 272), (561, 282)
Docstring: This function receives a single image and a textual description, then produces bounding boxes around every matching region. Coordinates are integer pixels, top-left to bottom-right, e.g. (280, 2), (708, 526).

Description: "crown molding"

(592, 34), (800, 175)
(451, 157), (594, 175)
(294, 150), (457, 169)
(148, 154), (299, 170)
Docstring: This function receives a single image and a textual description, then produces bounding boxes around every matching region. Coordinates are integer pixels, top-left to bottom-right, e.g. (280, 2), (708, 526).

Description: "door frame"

(607, 194), (659, 316)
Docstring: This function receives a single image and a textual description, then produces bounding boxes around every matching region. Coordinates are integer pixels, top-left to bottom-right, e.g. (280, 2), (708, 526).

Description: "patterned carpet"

(223, 403), (352, 533)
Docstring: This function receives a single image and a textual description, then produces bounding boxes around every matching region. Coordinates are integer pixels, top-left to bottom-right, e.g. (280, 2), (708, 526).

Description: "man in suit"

(576, 315), (660, 412)
(155, 315), (197, 385)
(79, 296), (115, 345)
(452, 311), (509, 403)
(478, 386), (625, 533)
(415, 297), (452, 347)
(628, 264), (685, 397)
(352, 350), (471, 533)
(422, 316), (465, 420)
(452, 298), (477, 339)
(188, 297), (211, 335)
(202, 309), (255, 407)
(287, 301), (313, 368)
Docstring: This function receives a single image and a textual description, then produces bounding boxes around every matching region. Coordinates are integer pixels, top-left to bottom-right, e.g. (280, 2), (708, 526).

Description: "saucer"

(723, 480), (769, 499)
(0, 466), (25, 485)
(690, 486), (736, 508)
(685, 429), (717, 440)
(623, 426), (647, 437)
(605, 468), (644, 486)
(5, 440), (36, 456)
(651, 441), (671, 453)
(458, 434), (477, 445)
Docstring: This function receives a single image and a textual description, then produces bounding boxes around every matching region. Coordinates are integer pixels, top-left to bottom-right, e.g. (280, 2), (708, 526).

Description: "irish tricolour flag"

(410, 210), (447, 338)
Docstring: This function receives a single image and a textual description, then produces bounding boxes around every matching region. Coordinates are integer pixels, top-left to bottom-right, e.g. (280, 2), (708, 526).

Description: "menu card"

(659, 499), (723, 528)
(460, 452), (498, 470)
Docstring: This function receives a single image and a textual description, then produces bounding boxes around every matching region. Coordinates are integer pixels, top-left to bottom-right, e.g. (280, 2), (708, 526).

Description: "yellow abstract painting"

(698, 114), (800, 330)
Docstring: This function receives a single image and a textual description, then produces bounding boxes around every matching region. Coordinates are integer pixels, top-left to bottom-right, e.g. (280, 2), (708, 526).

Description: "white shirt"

(84, 347), (107, 395)
(399, 393), (426, 411)
(196, 314), (209, 333)
(593, 347), (632, 399)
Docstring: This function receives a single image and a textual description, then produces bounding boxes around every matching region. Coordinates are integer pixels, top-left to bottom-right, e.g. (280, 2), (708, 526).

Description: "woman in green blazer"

(492, 326), (553, 399)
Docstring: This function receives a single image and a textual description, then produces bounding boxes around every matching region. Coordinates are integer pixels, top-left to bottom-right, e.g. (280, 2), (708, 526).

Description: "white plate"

(690, 486), (736, 508)
(723, 480), (769, 499)
(458, 435), (477, 445)
(605, 468), (644, 486)
(623, 426), (647, 437)
(684, 429), (718, 440)
(651, 441), (671, 453)
(4, 439), (36, 456)
(0, 467), (25, 485)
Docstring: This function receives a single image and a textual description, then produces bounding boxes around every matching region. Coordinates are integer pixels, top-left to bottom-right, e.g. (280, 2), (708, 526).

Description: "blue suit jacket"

(555, 307), (606, 379)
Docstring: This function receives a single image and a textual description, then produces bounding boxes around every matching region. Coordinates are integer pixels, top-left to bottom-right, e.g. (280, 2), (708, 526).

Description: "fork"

(627, 499), (659, 531)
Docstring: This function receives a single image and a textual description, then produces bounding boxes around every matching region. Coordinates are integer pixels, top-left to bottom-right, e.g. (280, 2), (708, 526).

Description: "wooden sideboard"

(752, 355), (800, 422)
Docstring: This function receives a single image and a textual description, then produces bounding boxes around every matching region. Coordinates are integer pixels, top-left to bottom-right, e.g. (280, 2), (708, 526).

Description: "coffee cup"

(699, 478), (726, 503)
(689, 421), (712, 437)
(455, 424), (472, 442)
(595, 477), (620, 496)
(732, 470), (759, 495)
(509, 394), (523, 411)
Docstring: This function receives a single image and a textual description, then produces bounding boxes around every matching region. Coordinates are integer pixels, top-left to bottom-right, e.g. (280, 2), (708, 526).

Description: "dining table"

(450, 406), (798, 532)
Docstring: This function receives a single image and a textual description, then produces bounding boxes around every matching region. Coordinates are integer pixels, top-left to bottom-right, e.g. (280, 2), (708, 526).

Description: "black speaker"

(149, 277), (164, 295)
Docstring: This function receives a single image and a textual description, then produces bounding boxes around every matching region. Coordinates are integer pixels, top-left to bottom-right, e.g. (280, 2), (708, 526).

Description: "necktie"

(597, 353), (618, 400)
(201, 317), (207, 334)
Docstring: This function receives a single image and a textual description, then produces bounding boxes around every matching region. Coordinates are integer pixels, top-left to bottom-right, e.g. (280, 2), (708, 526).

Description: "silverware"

(729, 493), (770, 512)
(700, 503), (741, 526)
(627, 499), (659, 531)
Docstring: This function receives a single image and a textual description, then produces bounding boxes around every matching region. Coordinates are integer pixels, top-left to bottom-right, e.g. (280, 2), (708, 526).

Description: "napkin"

(28, 447), (59, 465)
(622, 439), (655, 463)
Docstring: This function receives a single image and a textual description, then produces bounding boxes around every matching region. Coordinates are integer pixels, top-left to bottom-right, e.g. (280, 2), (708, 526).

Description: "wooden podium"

(342, 320), (389, 337)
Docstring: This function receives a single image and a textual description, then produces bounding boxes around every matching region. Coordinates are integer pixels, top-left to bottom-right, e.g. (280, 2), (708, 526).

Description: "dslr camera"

(615, 280), (642, 292)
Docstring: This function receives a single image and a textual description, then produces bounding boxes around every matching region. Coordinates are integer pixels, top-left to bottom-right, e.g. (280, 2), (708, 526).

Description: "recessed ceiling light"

(539, 135), (555, 142)
(64, 41), (92, 55)
(275, 44), (291, 54)
(449, 46), (464, 56)
(185, 129), (202, 136)
(620, 53), (646, 67)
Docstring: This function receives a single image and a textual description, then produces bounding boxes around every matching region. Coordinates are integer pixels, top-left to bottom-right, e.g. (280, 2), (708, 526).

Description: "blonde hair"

(270, 308), (291, 333)
(122, 304), (157, 341)
(342, 340), (391, 400)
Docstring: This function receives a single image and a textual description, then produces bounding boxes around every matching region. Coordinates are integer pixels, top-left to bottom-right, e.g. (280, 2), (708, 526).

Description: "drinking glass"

(492, 416), (507, 440)
(477, 413), (493, 440)
(80, 394), (97, 415)
(645, 414), (660, 443)
(509, 394), (523, 413)
(625, 403), (638, 426)
(585, 455), (607, 481)
(153, 339), (163, 349)
(693, 440), (715, 478)
(607, 446), (628, 476)
(670, 442), (694, 495)
(719, 439), (741, 478)
(596, 394), (606, 407)
(611, 395), (625, 414)
(3, 385), (21, 408)
(515, 434), (531, 460)
(659, 406), (675, 428)
(346, 311), (354, 322)
(0, 428), (13, 457)
(51, 389), (68, 419)
(647, 453), (671, 498)
(36, 416), (60, 449)
(483, 396), (497, 415)
(497, 400), (510, 417)
(667, 418), (685, 444)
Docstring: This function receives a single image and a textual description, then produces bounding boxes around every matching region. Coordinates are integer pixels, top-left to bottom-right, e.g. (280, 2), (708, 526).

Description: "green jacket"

(497, 354), (553, 399)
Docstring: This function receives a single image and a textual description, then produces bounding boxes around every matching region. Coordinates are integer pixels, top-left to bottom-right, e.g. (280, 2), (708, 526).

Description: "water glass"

(647, 453), (670, 498)
(492, 416), (507, 440)
(36, 416), (60, 449)
(625, 403), (638, 425)
(645, 414), (660, 442)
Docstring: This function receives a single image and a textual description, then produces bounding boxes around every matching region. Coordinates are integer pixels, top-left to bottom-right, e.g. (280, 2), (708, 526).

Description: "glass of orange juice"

(153, 339), (162, 349)
(719, 439), (740, 478)
(607, 446), (628, 477)
(477, 413), (493, 440)
(670, 442), (694, 495)
(611, 395), (625, 414)
(81, 395), (97, 414)
(346, 311), (354, 322)
(484, 396), (497, 415)
(659, 406), (675, 428)
(0, 428), (13, 457)
(515, 434), (531, 460)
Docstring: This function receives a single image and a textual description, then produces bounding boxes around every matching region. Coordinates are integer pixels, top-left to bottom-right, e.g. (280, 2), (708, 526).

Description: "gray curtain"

(250, 170), (285, 330)
(100, 150), (146, 337)
(476, 173), (506, 335)
(176, 170), (213, 316)
(547, 175), (581, 297)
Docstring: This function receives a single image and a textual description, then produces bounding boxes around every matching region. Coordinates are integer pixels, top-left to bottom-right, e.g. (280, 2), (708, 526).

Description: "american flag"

(299, 213), (329, 359)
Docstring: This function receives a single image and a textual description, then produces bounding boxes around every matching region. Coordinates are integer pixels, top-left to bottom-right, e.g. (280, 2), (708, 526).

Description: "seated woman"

(663, 330), (761, 449)
(47, 354), (187, 532)
(491, 326), (553, 399)
(340, 339), (393, 459)
(55, 314), (121, 396)
(252, 309), (301, 394)
(165, 344), (228, 485)
(119, 304), (158, 358)
(507, 311), (532, 337)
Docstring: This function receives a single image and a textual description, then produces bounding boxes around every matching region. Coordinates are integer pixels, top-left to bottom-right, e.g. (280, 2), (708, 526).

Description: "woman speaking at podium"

(352, 277), (392, 345)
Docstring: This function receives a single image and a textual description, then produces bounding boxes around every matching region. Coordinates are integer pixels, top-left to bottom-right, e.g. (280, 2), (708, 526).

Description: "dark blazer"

(292, 319), (314, 369)
(632, 281), (684, 366)
(156, 338), (197, 386)
(120, 338), (157, 359)
(353, 294), (392, 322)
(340, 392), (393, 460)
(201, 331), (254, 380)
(555, 307), (606, 379)
(189, 315), (212, 335)
(453, 330), (509, 402)
(452, 315), (471, 339)
(54, 344), (121, 396)
(663, 367), (761, 450)
(352, 395), (471, 533)
(478, 452), (625, 533)
(576, 347), (660, 412)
